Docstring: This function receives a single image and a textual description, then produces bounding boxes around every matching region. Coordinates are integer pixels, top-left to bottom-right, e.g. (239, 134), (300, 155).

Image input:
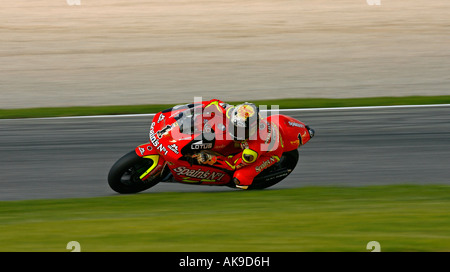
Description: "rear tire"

(248, 149), (299, 190)
(108, 151), (161, 194)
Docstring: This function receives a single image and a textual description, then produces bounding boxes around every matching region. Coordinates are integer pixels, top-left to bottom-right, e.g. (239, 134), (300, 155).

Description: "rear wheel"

(108, 151), (162, 194)
(248, 149), (299, 190)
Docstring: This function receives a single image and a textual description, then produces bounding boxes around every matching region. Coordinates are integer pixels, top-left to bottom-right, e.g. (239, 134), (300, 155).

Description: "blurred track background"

(1, 0), (449, 109)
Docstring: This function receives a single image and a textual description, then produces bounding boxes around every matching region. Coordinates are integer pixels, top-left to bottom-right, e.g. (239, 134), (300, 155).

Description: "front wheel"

(108, 151), (162, 194)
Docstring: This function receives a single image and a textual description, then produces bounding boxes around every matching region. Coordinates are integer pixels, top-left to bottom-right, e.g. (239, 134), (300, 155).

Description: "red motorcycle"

(108, 101), (314, 193)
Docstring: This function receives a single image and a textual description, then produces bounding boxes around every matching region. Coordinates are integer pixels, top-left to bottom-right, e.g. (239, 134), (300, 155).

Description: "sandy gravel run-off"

(1, 0), (449, 109)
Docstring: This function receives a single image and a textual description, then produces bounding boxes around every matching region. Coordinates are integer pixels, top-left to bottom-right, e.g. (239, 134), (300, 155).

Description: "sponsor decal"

(149, 122), (168, 155)
(213, 143), (227, 149)
(264, 123), (272, 144)
(260, 122), (280, 152)
(288, 121), (305, 128)
(191, 140), (213, 150)
(172, 166), (225, 181)
(157, 125), (173, 138)
(168, 143), (179, 154)
(157, 113), (165, 123)
(255, 156), (280, 173)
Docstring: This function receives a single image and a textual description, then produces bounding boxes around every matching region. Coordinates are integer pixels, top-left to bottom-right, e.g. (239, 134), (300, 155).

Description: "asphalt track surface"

(1, 105), (449, 201)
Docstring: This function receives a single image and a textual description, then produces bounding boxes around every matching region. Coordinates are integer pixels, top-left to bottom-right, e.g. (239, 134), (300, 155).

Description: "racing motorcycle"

(108, 102), (314, 193)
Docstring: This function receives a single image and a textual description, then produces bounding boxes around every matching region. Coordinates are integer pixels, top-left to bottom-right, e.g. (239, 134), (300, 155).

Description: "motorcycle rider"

(192, 99), (283, 189)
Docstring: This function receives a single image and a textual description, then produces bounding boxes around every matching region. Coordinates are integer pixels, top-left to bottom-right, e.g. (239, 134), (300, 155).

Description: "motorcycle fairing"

(168, 162), (232, 185)
(269, 115), (313, 151)
(137, 106), (312, 185)
(135, 143), (166, 181)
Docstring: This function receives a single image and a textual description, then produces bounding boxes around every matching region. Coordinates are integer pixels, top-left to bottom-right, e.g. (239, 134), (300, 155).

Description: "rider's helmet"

(227, 102), (260, 141)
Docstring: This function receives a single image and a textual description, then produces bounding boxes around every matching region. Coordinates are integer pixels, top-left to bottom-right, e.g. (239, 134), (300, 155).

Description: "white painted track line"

(6, 103), (450, 121)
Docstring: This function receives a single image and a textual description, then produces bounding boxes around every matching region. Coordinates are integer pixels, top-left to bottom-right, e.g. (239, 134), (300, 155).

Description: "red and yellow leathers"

(194, 99), (284, 189)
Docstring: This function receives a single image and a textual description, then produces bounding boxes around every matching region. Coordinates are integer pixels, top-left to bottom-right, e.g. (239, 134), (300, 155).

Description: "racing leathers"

(192, 99), (283, 189)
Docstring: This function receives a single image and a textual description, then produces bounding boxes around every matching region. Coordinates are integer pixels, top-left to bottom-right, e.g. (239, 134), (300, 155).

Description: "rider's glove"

(195, 151), (218, 165)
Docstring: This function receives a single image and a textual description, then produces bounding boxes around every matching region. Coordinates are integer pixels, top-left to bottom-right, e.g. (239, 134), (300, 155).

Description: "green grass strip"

(1, 95), (450, 119)
(1, 185), (449, 252)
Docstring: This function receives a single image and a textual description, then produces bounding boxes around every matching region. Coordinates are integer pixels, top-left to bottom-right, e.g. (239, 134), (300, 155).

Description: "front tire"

(108, 151), (161, 194)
